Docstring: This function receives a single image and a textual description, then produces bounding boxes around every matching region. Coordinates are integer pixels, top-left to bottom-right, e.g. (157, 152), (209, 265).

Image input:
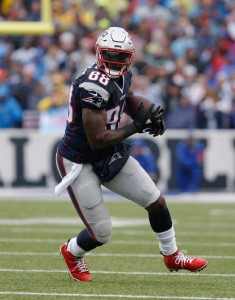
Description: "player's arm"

(82, 86), (162, 151)
(124, 88), (134, 116)
(82, 108), (138, 150)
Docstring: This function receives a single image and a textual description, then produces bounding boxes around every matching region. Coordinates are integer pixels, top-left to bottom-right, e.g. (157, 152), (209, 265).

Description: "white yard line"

(112, 240), (235, 247)
(117, 231), (235, 238)
(0, 269), (234, 278)
(0, 251), (234, 260)
(1, 219), (235, 228)
(0, 237), (234, 247)
(0, 291), (234, 300)
(5, 227), (235, 238)
(0, 217), (149, 227)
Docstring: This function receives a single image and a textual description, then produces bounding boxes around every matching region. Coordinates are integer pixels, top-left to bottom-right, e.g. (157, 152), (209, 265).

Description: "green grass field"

(0, 197), (235, 300)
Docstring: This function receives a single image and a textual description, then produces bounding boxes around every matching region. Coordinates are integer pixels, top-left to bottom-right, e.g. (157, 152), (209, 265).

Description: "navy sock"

(148, 206), (172, 233)
(76, 229), (103, 251)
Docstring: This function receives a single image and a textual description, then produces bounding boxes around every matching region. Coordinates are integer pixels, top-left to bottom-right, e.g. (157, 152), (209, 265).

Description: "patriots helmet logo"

(83, 90), (103, 108)
(109, 152), (122, 165)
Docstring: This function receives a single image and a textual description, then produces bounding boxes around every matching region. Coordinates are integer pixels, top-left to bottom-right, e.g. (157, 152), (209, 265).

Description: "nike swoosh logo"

(89, 91), (99, 97)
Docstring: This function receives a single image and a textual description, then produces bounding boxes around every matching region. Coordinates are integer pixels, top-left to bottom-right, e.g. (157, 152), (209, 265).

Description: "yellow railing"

(0, 0), (54, 35)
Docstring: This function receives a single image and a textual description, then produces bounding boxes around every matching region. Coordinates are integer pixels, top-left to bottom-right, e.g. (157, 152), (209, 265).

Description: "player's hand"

(132, 103), (155, 133)
(147, 119), (166, 136)
(146, 105), (166, 136)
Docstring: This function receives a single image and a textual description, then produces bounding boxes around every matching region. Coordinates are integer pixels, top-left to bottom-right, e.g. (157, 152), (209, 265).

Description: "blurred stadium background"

(0, 0), (235, 199)
(0, 2), (235, 300)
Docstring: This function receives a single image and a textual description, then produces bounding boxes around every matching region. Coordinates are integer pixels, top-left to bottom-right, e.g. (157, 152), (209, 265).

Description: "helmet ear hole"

(95, 27), (135, 78)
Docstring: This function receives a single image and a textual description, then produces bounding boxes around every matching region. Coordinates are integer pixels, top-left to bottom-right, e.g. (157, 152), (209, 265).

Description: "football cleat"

(60, 242), (91, 282)
(163, 250), (208, 272)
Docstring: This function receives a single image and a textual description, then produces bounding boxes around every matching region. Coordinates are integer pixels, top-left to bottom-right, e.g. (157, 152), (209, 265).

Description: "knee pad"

(94, 219), (112, 244)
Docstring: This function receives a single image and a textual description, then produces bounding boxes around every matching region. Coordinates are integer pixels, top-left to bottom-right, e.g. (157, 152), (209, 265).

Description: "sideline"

(0, 291), (234, 300)
(0, 188), (235, 203)
(0, 237), (235, 247)
(0, 268), (235, 278)
(0, 251), (234, 260)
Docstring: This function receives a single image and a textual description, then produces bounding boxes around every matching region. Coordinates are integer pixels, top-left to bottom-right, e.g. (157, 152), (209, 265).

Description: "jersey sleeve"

(79, 82), (109, 110)
(75, 65), (111, 109)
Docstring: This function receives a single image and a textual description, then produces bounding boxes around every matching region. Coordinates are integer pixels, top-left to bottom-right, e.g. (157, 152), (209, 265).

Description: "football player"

(56, 27), (208, 282)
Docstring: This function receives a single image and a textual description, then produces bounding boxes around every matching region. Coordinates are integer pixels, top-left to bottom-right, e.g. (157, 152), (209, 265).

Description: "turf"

(0, 198), (235, 300)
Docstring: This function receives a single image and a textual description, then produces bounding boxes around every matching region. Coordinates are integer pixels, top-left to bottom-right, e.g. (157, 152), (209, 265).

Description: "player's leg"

(103, 156), (177, 253)
(146, 194), (207, 272)
(56, 155), (112, 281)
(104, 156), (208, 272)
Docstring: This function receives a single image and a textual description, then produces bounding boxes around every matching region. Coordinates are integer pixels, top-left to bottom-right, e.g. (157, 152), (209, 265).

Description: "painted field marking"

(112, 240), (235, 247)
(0, 251), (234, 260)
(4, 227), (235, 238)
(115, 230), (235, 238)
(0, 218), (235, 228)
(0, 291), (234, 300)
(0, 217), (148, 227)
(0, 269), (234, 278)
(0, 238), (234, 247)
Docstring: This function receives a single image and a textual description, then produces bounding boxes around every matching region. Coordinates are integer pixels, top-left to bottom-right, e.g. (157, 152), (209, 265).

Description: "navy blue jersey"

(58, 64), (132, 163)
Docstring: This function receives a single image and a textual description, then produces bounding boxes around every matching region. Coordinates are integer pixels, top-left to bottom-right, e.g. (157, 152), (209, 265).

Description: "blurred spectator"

(215, 72), (233, 128)
(181, 65), (206, 106)
(52, 0), (79, 31)
(0, 39), (10, 68)
(170, 29), (197, 58)
(58, 31), (77, 56)
(0, 0), (235, 130)
(131, 75), (163, 106)
(175, 134), (204, 192)
(95, 0), (129, 20)
(195, 24), (216, 61)
(42, 44), (67, 74)
(11, 36), (39, 66)
(0, 84), (23, 128)
(40, 71), (69, 102)
(133, 0), (171, 23)
(198, 87), (219, 129)
(131, 138), (158, 183)
(37, 73), (68, 111)
(162, 79), (181, 119)
(0, 68), (8, 82)
(166, 95), (197, 129)
(226, 4), (235, 40)
(10, 63), (40, 110)
(231, 81), (235, 128)
(37, 70), (69, 132)
(2, 0), (27, 21)
(37, 89), (68, 132)
(73, 36), (96, 76)
(26, 0), (41, 21)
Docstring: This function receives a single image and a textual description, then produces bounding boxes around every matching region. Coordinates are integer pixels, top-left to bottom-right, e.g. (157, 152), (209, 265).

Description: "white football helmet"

(96, 27), (135, 78)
